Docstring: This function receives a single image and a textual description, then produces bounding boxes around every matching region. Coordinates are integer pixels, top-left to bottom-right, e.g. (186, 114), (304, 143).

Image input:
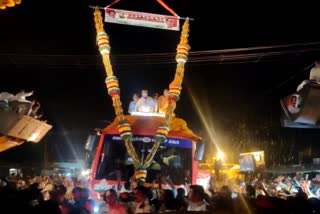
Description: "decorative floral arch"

(93, 8), (190, 184)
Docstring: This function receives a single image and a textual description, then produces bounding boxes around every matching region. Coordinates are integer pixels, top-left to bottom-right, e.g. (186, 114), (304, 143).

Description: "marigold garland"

(0, 0), (21, 10)
(93, 8), (190, 183)
(94, 9), (140, 167)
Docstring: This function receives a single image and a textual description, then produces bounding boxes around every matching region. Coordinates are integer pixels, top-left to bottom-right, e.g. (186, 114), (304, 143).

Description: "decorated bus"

(90, 115), (202, 192)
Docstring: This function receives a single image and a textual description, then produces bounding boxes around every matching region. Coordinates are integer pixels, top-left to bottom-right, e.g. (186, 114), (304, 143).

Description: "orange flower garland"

(94, 9), (140, 167)
(0, 0), (21, 10)
(93, 8), (190, 182)
(142, 19), (190, 169)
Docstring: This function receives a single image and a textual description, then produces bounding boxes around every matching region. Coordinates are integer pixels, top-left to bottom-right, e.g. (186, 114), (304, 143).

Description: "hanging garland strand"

(142, 19), (190, 169)
(94, 9), (140, 167)
(0, 0), (21, 10)
(93, 8), (190, 183)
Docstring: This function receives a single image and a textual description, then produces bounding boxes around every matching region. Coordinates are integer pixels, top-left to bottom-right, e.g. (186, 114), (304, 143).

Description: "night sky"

(0, 1), (320, 166)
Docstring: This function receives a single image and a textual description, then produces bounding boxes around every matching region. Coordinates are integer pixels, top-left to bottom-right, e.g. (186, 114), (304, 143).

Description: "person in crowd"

(300, 179), (317, 198)
(187, 184), (208, 211)
(135, 89), (156, 113)
(103, 188), (127, 214)
(78, 187), (96, 214)
(69, 186), (87, 213)
(128, 93), (139, 115)
(34, 183), (61, 214)
(157, 89), (169, 114)
(176, 187), (189, 210)
(16, 179), (27, 190)
(119, 191), (134, 214)
(133, 186), (152, 213)
(56, 184), (74, 214)
(158, 189), (179, 212)
(62, 177), (74, 200)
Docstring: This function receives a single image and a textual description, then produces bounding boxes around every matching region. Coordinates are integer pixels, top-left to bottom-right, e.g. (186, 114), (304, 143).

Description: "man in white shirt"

(135, 90), (156, 113)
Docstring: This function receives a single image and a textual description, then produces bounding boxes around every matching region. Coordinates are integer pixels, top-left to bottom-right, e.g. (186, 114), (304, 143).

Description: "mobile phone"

(231, 192), (238, 199)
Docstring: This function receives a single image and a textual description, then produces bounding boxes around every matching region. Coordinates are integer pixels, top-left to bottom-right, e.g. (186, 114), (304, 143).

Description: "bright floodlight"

(81, 169), (90, 176)
(217, 151), (224, 160)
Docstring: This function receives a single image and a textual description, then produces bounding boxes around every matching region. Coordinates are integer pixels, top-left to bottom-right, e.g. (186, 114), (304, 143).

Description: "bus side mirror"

(194, 141), (205, 161)
(84, 134), (97, 152)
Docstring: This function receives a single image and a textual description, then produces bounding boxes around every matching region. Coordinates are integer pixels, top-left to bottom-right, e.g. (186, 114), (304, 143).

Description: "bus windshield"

(95, 135), (193, 185)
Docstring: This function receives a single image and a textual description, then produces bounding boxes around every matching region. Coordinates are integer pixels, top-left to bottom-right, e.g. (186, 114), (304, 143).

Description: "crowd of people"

(0, 90), (43, 119)
(1, 61), (320, 213)
(2, 171), (320, 213)
(128, 89), (169, 114)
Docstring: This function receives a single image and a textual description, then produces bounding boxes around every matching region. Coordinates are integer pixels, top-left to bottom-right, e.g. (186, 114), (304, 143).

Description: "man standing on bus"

(135, 89), (156, 113)
(128, 93), (139, 114)
(157, 89), (169, 114)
